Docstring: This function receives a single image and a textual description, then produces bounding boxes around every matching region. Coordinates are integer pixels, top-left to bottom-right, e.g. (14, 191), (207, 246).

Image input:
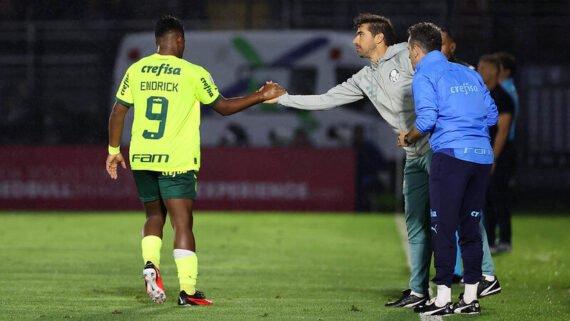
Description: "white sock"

(173, 249), (195, 259)
(464, 282), (479, 304)
(435, 285), (451, 307)
(483, 274), (495, 282)
(411, 290), (425, 298)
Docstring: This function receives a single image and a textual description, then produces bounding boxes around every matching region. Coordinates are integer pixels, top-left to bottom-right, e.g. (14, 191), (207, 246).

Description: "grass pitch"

(0, 212), (568, 320)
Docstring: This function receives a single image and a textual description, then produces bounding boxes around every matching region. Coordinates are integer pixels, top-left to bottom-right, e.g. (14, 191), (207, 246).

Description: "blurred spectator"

(326, 124), (352, 147)
(291, 128), (312, 148)
(268, 127), (291, 147)
(496, 51), (519, 144)
(1, 80), (37, 144)
(352, 125), (385, 212)
(219, 123), (249, 146)
(478, 54), (515, 253)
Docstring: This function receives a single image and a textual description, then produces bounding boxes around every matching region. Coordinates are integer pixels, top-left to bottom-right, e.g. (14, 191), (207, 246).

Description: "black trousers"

(430, 152), (491, 286)
(485, 143), (515, 245)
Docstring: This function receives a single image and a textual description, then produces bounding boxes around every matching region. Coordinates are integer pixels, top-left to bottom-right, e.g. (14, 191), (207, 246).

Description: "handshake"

(257, 81), (287, 104)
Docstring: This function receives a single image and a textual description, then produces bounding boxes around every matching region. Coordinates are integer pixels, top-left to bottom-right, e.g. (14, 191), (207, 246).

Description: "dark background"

(0, 0), (568, 211)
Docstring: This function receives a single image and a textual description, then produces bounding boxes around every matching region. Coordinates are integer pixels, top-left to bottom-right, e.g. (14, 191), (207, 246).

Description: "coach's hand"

(261, 81), (286, 104)
(397, 131), (409, 147)
(106, 153), (126, 180)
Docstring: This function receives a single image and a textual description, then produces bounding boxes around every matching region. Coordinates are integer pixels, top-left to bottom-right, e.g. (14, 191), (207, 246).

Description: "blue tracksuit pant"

(429, 152), (491, 286)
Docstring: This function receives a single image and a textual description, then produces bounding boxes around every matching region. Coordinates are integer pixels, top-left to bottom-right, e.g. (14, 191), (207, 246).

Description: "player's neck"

(157, 45), (182, 58)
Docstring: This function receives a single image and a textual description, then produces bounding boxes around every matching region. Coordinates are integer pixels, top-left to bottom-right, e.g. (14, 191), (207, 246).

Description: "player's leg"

(386, 150), (431, 307)
(416, 153), (466, 316)
(484, 179), (498, 251)
(478, 214), (502, 297)
(159, 171), (213, 306)
(132, 170), (167, 303)
(142, 199), (167, 265)
(453, 162), (490, 314)
(494, 145), (514, 251)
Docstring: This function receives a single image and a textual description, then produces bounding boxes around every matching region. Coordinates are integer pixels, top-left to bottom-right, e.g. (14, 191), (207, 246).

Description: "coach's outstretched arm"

(263, 75), (365, 110)
(211, 82), (286, 116)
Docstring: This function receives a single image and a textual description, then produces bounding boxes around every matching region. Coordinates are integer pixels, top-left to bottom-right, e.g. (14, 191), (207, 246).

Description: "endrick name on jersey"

(141, 81), (179, 92)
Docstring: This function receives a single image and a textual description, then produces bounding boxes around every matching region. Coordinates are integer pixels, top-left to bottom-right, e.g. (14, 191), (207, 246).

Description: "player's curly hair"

(407, 22), (442, 54)
(155, 15), (184, 40)
(353, 13), (396, 46)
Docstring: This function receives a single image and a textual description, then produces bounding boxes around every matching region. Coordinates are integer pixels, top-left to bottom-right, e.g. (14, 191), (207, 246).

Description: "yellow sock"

(174, 249), (198, 294)
(141, 235), (162, 268)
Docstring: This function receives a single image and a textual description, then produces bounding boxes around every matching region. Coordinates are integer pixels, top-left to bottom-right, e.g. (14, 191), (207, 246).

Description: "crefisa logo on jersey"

(201, 77), (214, 97)
(141, 63), (181, 76)
(389, 69), (400, 82)
(120, 73), (130, 95)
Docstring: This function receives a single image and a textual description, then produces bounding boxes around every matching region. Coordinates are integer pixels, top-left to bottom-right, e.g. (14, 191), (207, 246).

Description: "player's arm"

(481, 75), (499, 127)
(492, 112), (512, 164)
(106, 101), (129, 180)
(270, 75), (364, 110)
(211, 83), (286, 116)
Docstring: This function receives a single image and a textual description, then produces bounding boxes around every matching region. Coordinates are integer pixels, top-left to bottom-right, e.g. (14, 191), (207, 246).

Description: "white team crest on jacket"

(389, 69), (400, 82)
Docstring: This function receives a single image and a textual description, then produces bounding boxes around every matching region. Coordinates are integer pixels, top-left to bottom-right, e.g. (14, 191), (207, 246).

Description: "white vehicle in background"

(113, 31), (401, 160)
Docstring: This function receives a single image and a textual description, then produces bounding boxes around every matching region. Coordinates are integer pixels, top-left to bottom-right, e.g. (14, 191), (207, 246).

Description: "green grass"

(0, 212), (568, 320)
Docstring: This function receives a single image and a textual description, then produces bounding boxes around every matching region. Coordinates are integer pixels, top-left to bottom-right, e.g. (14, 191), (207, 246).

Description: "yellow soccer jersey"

(116, 53), (220, 172)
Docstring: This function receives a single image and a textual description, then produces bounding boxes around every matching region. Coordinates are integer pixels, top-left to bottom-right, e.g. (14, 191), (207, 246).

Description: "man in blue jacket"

(398, 22), (498, 316)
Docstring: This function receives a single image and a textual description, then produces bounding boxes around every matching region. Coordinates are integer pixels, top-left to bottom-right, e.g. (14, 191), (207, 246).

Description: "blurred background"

(0, 0), (568, 212)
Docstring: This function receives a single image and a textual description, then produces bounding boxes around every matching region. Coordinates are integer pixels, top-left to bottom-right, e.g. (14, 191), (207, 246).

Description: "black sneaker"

(385, 289), (428, 308)
(414, 299), (454, 316)
(453, 298), (481, 314)
(178, 290), (214, 306)
(478, 276), (502, 297)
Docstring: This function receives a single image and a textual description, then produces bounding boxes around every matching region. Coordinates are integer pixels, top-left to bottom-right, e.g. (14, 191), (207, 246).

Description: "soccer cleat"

(178, 290), (213, 306)
(414, 299), (454, 316)
(478, 276), (502, 297)
(453, 298), (481, 314)
(385, 289), (428, 308)
(143, 261), (166, 304)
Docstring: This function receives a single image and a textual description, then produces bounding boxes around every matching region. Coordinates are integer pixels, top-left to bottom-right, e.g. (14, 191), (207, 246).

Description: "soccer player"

(479, 54), (516, 253)
(265, 13), (499, 308)
(106, 15), (285, 305)
(399, 22), (498, 315)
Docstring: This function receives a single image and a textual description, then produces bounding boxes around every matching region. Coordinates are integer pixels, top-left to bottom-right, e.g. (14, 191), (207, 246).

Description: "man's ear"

(411, 44), (419, 58)
(375, 32), (384, 46)
(450, 42), (457, 54)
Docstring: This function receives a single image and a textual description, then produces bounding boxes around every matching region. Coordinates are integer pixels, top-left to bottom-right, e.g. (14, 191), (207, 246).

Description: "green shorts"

(132, 170), (197, 203)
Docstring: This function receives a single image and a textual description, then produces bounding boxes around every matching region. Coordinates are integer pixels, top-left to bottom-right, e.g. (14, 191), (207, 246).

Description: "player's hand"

(397, 131), (409, 147)
(260, 81), (286, 103)
(106, 153), (126, 180)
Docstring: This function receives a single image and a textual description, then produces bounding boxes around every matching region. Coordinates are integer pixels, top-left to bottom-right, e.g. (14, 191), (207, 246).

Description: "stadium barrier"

(0, 146), (354, 212)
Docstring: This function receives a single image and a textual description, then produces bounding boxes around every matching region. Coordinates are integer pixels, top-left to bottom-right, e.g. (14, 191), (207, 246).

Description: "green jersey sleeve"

(194, 67), (220, 107)
(116, 67), (134, 107)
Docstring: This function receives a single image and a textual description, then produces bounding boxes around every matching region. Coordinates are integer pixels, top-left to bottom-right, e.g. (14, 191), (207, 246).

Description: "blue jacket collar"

(415, 50), (447, 72)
